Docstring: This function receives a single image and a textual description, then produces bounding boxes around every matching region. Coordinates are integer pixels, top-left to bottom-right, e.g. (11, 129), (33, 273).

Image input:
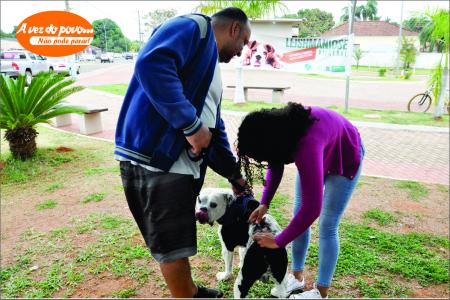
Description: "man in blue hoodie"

(115, 7), (251, 298)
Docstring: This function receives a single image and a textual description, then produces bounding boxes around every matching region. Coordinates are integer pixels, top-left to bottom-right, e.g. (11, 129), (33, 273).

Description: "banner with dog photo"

(241, 35), (350, 75)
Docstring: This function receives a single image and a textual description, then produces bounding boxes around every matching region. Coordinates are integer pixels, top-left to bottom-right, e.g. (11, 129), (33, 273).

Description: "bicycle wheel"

(407, 93), (432, 112)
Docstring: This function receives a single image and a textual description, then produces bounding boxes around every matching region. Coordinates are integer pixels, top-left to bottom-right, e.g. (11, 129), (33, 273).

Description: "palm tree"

(341, 0), (380, 22)
(340, 1), (360, 23)
(362, 0), (379, 21)
(0, 73), (86, 159)
(197, 0), (287, 20)
(425, 8), (449, 118)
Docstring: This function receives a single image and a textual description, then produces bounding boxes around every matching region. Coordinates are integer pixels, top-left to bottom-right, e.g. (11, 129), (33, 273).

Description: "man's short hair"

(211, 7), (249, 26)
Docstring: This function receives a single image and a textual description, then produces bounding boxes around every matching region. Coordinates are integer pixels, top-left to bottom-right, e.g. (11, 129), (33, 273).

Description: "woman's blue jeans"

(291, 143), (365, 288)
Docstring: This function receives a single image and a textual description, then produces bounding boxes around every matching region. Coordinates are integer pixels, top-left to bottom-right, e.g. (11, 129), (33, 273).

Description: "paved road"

(59, 89), (449, 185)
(73, 62), (428, 111)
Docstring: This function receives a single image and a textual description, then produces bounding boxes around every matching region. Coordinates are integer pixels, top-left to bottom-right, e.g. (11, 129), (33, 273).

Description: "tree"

(197, 0), (287, 20)
(399, 37), (417, 70)
(384, 17), (399, 27)
(424, 8), (449, 118)
(0, 26), (17, 38)
(360, 0), (379, 21)
(403, 16), (429, 33)
(353, 47), (364, 69)
(0, 73), (86, 159)
(341, 1), (360, 23)
(284, 8), (334, 38)
(128, 40), (142, 52)
(143, 9), (177, 30)
(142, 9), (177, 40)
(340, 0), (379, 23)
(91, 19), (131, 53)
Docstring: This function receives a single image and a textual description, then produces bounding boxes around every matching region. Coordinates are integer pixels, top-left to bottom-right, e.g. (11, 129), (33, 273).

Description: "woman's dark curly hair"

(236, 102), (317, 188)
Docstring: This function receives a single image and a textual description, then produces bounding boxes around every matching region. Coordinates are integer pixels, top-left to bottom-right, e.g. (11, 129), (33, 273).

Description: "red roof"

(322, 21), (418, 37)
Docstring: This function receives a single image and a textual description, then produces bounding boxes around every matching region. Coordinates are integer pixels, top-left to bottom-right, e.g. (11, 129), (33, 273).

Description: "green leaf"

(0, 73), (86, 130)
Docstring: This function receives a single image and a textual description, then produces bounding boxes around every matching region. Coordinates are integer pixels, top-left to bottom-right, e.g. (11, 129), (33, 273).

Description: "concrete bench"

(227, 85), (291, 103)
(52, 108), (108, 135)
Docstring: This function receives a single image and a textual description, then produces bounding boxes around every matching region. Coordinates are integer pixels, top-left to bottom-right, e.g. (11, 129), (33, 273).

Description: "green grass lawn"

(1, 127), (448, 298)
(89, 84), (449, 128)
(352, 65), (433, 76)
(299, 73), (422, 82)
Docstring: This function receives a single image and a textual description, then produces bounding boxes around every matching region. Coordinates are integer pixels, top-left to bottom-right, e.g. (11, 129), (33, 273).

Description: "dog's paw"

(216, 272), (232, 281)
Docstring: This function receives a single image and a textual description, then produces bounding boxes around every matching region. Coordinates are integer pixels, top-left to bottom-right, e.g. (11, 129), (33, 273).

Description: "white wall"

(354, 51), (448, 69)
(250, 22), (294, 46)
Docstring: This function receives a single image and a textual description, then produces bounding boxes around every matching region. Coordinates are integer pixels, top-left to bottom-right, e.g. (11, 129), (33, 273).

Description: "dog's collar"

(217, 193), (256, 226)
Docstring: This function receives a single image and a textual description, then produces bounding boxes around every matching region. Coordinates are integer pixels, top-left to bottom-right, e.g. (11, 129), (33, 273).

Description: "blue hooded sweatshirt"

(115, 14), (239, 180)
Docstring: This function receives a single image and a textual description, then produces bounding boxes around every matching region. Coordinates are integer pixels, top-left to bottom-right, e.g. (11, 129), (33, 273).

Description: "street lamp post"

(103, 22), (108, 52)
(344, 0), (357, 113)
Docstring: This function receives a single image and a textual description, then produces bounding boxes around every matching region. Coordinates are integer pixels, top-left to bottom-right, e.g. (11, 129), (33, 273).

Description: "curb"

(221, 110), (449, 133)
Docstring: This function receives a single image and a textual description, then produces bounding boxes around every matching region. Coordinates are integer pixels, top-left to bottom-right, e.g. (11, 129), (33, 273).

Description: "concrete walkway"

(59, 89), (449, 185)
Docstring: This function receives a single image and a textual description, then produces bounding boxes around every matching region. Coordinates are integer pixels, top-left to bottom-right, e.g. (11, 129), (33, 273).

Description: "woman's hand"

(248, 204), (268, 224)
(253, 232), (279, 249)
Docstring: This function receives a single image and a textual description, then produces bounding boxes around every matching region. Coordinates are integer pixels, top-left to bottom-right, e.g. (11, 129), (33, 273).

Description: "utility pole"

(344, 0), (357, 113)
(138, 10), (143, 49)
(395, 0), (404, 77)
(64, 0), (70, 11)
(103, 21), (108, 52)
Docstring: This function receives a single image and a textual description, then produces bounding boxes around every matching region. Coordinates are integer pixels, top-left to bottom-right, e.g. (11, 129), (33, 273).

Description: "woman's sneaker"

(271, 274), (305, 297)
(289, 284), (328, 299)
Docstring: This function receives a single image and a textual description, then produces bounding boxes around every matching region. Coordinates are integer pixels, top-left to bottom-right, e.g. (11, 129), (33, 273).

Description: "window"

(0, 52), (24, 59)
(29, 53), (36, 60)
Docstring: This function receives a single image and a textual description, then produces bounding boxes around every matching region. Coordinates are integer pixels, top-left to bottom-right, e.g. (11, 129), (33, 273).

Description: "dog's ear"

(247, 199), (260, 212)
(224, 191), (235, 205)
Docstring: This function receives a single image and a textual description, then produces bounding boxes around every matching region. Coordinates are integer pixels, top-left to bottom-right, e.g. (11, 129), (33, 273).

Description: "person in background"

(115, 7), (251, 298)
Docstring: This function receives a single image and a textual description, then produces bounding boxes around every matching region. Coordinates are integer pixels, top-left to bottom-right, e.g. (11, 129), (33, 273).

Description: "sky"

(1, 0), (448, 41)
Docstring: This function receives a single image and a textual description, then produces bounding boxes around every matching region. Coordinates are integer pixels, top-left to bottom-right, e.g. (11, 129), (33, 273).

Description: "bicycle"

(407, 86), (433, 113)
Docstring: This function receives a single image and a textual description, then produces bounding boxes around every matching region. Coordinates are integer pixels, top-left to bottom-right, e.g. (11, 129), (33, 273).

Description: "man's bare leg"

(160, 258), (197, 298)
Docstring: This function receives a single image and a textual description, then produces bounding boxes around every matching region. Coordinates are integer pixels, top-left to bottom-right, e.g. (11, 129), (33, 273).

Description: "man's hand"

(231, 177), (247, 196)
(186, 125), (212, 156)
(253, 232), (279, 249)
(248, 204), (268, 224)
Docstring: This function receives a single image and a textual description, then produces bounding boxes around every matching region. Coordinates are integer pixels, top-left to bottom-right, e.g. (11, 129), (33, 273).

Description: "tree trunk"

(4, 127), (38, 160)
(433, 52), (449, 119)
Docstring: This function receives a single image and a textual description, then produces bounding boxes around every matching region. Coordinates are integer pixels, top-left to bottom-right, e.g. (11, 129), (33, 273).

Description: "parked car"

(0, 50), (52, 85)
(47, 56), (80, 75)
(79, 53), (96, 62)
(100, 53), (114, 63)
(124, 52), (133, 60)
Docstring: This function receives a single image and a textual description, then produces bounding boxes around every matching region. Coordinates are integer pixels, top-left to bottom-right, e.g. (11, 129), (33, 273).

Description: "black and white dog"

(195, 188), (289, 298)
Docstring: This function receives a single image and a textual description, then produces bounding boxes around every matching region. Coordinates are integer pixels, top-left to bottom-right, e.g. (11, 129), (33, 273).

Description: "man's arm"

(134, 17), (204, 136)
(205, 118), (241, 180)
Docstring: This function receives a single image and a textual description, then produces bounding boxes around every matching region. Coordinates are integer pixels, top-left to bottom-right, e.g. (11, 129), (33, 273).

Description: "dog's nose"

(200, 207), (207, 213)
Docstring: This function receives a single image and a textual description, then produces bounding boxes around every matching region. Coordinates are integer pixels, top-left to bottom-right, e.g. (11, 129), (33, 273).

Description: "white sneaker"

(271, 273), (305, 297)
(289, 284), (328, 299)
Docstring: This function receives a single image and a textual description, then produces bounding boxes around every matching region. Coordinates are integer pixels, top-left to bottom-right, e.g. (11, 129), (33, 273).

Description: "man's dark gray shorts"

(119, 161), (197, 263)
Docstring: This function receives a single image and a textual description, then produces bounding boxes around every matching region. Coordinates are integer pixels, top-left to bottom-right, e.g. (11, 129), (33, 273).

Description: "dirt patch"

(69, 272), (136, 298)
(276, 166), (449, 236)
(411, 283), (449, 298)
(1, 150), (448, 298)
(56, 146), (75, 152)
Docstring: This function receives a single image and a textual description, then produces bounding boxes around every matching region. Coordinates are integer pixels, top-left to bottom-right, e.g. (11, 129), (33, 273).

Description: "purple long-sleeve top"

(260, 107), (362, 248)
